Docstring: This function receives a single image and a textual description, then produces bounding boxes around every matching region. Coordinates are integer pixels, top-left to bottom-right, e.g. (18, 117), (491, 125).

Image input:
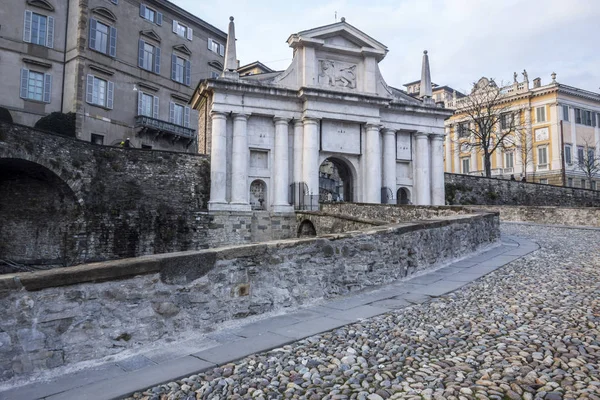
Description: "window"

(89, 19), (117, 56)
(458, 122), (468, 138)
(592, 181), (597, 190)
(461, 158), (470, 174)
(505, 151), (514, 169)
(564, 144), (572, 165)
(140, 4), (162, 25)
(567, 178), (573, 187)
(537, 146), (548, 166)
(173, 20), (193, 40)
(581, 179), (586, 189)
(91, 134), (104, 145)
(137, 91), (158, 119)
(85, 74), (114, 109)
(210, 71), (220, 79)
(577, 146), (584, 165)
(535, 106), (546, 123)
(588, 148), (596, 163)
(171, 54), (191, 85)
(500, 113), (512, 130)
(169, 102), (190, 127)
(562, 105), (569, 121)
(138, 40), (161, 73)
(23, 11), (54, 48)
(582, 110), (594, 126)
(208, 38), (224, 56)
(575, 108), (582, 124)
(539, 179), (548, 185)
(20, 69), (51, 103)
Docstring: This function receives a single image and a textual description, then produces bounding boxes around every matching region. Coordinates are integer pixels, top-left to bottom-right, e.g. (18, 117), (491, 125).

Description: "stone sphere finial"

(424, 50), (428, 55)
(341, 17), (346, 22)
(229, 16), (234, 21)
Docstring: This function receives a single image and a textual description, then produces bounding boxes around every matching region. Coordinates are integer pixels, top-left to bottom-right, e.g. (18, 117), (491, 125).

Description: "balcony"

(135, 115), (195, 144)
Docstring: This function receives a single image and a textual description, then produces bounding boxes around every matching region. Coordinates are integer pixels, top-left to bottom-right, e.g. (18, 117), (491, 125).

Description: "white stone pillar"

(430, 133), (445, 205)
(365, 124), (382, 203)
(414, 132), (431, 205)
(209, 111), (227, 209)
(382, 128), (396, 203)
(230, 113), (250, 210)
(273, 117), (293, 212)
(302, 118), (319, 210)
(293, 120), (304, 184)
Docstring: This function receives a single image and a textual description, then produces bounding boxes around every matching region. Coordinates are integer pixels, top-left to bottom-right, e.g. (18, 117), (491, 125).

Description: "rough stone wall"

(445, 173), (600, 207)
(207, 211), (296, 247)
(321, 203), (475, 223)
(0, 122), (211, 266)
(466, 205), (600, 227)
(295, 211), (385, 236)
(0, 212), (498, 380)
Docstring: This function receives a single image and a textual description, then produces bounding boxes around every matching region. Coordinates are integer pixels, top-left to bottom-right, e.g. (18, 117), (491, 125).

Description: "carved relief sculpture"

(318, 60), (357, 89)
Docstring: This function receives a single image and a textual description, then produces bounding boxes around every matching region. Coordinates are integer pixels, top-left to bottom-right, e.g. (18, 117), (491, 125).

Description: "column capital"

(293, 119), (304, 128)
(365, 123), (381, 131)
(302, 117), (319, 126)
(430, 133), (445, 141)
(382, 128), (396, 135)
(210, 110), (227, 119)
(233, 113), (250, 121)
(273, 116), (291, 125)
(414, 131), (430, 138)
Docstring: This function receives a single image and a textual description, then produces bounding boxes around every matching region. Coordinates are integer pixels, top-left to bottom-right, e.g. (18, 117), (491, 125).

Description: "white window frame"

(89, 18), (117, 57)
(208, 38), (224, 56)
(20, 68), (52, 103)
(173, 20), (193, 40)
(85, 74), (114, 109)
(577, 146), (585, 165)
(562, 105), (569, 121)
(537, 146), (548, 168)
(138, 39), (160, 73)
(505, 151), (514, 169)
(169, 101), (190, 127)
(567, 177), (573, 187)
(140, 4), (162, 25)
(171, 54), (190, 85)
(535, 106), (546, 123)
(23, 10), (54, 48)
(592, 181), (597, 191)
(564, 144), (572, 165)
(461, 158), (470, 174)
(137, 90), (159, 119)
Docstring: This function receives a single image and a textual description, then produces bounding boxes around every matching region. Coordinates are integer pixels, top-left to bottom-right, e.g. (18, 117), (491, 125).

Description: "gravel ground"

(126, 224), (600, 400)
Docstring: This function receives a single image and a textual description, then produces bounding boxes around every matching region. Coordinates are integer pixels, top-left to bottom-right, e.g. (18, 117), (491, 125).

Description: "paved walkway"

(0, 235), (538, 400)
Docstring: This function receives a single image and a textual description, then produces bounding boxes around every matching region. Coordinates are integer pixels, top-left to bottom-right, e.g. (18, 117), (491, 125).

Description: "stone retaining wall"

(445, 173), (600, 207)
(467, 205), (600, 227)
(295, 211), (385, 236)
(320, 203), (475, 224)
(0, 211), (498, 381)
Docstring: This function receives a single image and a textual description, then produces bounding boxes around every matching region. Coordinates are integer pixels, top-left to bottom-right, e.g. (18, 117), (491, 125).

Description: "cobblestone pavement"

(126, 224), (600, 400)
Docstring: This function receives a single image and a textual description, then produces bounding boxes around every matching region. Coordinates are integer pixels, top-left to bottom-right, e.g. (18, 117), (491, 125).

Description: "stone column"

(365, 124), (382, 203)
(430, 133), (445, 205)
(230, 113), (250, 210)
(382, 128), (396, 203)
(302, 118), (319, 210)
(208, 111), (228, 209)
(273, 117), (293, 212)
(293, 120), (304, 184)
(414, 132), (431, 205)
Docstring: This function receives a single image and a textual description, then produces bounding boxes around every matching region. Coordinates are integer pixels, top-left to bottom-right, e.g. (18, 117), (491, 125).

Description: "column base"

(272, 204), (295, 213)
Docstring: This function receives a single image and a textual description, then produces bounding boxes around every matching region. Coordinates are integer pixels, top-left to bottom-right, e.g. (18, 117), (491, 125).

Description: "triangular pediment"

(140, 29), (161, 42)
(173, 44), (191, 56)
(288, 21), (388, 60)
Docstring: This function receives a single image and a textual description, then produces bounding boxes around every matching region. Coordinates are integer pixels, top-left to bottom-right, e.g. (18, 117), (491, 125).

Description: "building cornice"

(147, 0), (226, 39)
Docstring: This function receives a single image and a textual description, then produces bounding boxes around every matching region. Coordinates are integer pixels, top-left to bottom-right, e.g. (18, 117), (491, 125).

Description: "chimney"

(533, 77), (541, 88)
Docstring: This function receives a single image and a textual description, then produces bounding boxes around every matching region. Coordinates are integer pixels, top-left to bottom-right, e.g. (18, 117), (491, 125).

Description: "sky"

(173, 0), (600, 94)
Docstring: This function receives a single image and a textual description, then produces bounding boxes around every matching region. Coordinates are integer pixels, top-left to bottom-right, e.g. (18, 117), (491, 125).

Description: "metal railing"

(134, 115), (195, 139)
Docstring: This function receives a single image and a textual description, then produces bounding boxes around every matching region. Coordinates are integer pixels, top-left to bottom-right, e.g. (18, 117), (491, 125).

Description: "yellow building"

(444, 73), (600, 189)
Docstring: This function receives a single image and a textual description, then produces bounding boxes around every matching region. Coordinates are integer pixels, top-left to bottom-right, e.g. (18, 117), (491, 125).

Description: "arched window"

(250, 180), (267, 210)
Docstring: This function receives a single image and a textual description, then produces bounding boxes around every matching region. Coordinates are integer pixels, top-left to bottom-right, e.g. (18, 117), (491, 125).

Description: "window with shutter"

(107, 81), (114, 109)
(154, 47), (161, 74)
(43, 73), (52, 103)
(153, 96), (159, 119)
(27, 12), (50, 47)
(90, 19), (111, 55)
(562, 105), (569, 121)
(185, 60), (191, 86)
(46, 16), (54, 48)
(24, 11), (33, 42)
(565, 144), (572, 165)
(20, 69), (29, 99)
(86, 74), (94, 104)
(109, 27), (117, 57)
(169, 102), (175, 123)
(184, 106), (190, 128)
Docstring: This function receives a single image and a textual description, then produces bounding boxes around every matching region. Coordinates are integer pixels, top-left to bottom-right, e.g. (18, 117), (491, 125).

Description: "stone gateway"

(191, 18), (452, 211)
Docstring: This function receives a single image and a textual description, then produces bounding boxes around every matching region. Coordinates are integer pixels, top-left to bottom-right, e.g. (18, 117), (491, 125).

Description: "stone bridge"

(0, 122), (211, 268)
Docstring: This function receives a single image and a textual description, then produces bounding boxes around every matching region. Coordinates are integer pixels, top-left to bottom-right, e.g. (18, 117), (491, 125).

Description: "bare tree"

(578, 137), (600, 188)
(511, 119), (534, 180)
(453, 78), (524, 178)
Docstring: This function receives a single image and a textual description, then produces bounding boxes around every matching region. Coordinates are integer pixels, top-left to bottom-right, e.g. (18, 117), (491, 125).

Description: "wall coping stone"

(296, 210), (388, 226)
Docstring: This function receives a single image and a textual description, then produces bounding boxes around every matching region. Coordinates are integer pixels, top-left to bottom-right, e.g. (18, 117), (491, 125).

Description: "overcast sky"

(174, 0), (600, 94)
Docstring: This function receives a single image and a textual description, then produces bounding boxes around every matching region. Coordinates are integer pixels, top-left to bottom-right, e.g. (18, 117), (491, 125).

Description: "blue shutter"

(156, 12), (162, 26)
(153, 96), (159, 119)
(89, 19), (97, 50)
(107, 81), (114, 109)
(169, 101), (175, 123)
(46, 16), (54, 48)
(207, 38), (212, 50)
(43, 73), (52, 103)
(184, 106), (190, 128)
(171, 54), (177, 80)
(23, 11), (32, 43)
(187, 27), (193, 41)
(154, 46), (161, 74)
(185, 59), (191, 86)
(218, 43), (224, 56)
(138, 39), (144, 68)
(109, 27), (117, 57)
(140, 4), (146, 18)
(137, 90), (143, 116)
(172, 20), (177, 33)
(86, 74), (94, 104)
(20, 68), (29, 99)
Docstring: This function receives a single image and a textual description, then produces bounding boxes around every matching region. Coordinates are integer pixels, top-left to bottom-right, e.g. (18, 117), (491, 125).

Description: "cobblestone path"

(127, 224), (600, 400)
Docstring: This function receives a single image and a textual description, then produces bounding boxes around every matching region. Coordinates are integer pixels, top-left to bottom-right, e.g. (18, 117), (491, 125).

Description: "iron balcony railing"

(134, 115), (195, 139)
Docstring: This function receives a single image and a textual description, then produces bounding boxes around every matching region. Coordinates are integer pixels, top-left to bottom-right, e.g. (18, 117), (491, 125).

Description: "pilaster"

(230, 113), (251, 210)
(302, 118), (319, 209)
(430, 133), (445, 205)
(365, 123), (382, 203)
(273, 117), (293, 213)
(414, 132), (431, 205)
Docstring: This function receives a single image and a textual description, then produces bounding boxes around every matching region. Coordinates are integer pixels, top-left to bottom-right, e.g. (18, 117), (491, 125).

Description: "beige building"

(445, 73), (600, 189)
(404, 80), (465, 109)
(1, 0), (226, 151)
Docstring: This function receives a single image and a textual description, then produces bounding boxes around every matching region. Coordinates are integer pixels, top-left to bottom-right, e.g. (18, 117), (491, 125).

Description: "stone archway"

(0, 158), (84, 271)
(319, 157), (353, 203)
(397, 187), (411, 205)
(249, 179), (267, 210)
(297, 220), (317, 238)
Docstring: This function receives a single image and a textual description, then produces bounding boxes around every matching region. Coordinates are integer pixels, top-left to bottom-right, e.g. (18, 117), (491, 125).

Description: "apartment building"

(403, 80), (465, 109)
(445, 73), (600, 189)
(1, 0), (227, 151)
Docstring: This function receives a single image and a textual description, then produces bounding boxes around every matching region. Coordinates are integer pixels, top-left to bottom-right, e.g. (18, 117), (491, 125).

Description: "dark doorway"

(319, 157), (353, 203)
(397, 187), (410, 205)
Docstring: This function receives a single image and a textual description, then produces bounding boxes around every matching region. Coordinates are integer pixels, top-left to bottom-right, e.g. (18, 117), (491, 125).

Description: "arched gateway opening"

(319, 157), (353, 203)
(397, 187), (411, 205)
(0, 158), (83, 272)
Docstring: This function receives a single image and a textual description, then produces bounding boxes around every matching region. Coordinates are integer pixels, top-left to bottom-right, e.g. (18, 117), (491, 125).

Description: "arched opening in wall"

(297, 220), (317, 238)
(319, 157), (353, 203)
(0, 107), (13, 124)
(397, 187), (411, 205)
(249, 179), (267, 210)
(0, 158), (83, 273)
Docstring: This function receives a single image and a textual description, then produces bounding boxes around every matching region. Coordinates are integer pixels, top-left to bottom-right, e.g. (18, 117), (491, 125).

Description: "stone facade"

(0, 122), (212, 267)
(0, 210), (498, 380)
(445, 173), (600, 207)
